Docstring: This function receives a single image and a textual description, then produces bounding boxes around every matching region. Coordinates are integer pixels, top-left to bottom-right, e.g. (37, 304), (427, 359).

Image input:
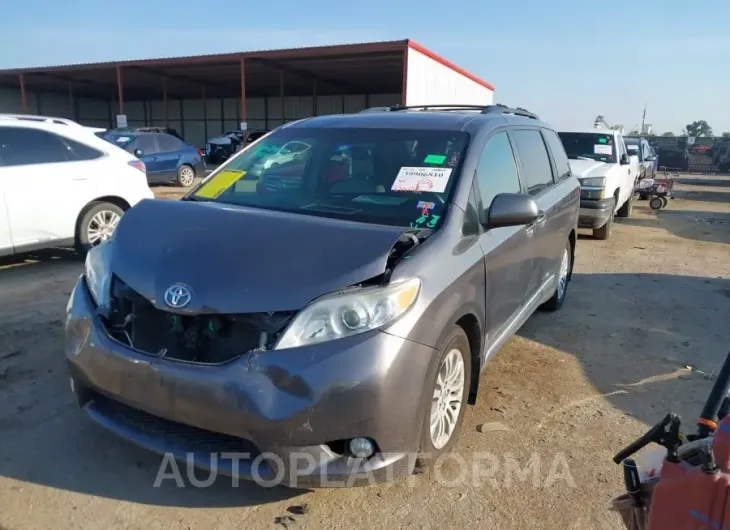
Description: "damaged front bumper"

(65, 276), (436, 488)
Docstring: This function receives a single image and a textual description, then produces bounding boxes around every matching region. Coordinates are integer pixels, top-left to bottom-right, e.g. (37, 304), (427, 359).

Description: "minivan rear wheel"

(416, 327), (471, 469)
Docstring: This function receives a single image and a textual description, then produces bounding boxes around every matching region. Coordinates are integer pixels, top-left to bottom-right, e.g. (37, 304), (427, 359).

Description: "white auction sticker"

(391, 167), (453, 193)
(594, 144), (612, 155)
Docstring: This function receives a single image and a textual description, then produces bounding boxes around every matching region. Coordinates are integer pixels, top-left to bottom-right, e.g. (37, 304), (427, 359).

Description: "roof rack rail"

(358, 104), (539, 119)
(358, 106), (396, 113)
(359, 104), (490, 113)
(0, 114), (82, 126)
(481, 104), (539, 120)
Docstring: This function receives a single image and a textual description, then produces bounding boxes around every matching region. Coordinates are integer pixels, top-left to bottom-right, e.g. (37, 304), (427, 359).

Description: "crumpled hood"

(110, 199), (406, 314)
(568, 159), (613, 179)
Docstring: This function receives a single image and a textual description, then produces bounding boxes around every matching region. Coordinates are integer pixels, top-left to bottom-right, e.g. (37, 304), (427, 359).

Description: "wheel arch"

(452, 311), (483, 406)
(74, 196), (131, 239)
(179, 162), (196, 173)
(568, 228), (576, 281)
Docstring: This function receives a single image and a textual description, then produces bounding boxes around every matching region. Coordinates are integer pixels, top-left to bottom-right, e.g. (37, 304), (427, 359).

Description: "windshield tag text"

(392, 167), (453, 193)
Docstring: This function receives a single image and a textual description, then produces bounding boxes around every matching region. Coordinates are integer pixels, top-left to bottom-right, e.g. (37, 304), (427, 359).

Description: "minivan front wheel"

(541, 240), (572, 312)
(417, 327), (471, 466)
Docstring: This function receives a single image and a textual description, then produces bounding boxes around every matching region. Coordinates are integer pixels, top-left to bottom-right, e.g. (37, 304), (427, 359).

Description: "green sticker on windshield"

(598, 137), (608, 143)
(423, 154), (447, 164)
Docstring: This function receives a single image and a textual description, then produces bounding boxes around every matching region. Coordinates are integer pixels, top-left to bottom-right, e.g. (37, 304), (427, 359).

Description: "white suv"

(0, 115), (154, 256)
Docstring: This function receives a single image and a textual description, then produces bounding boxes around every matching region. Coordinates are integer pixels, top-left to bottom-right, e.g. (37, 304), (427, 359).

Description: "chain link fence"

(646, 136), (730, 173)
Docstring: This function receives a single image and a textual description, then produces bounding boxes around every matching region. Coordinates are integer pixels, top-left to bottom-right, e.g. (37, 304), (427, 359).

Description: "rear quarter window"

(541, 129), (571, 181)
(157, 134), (185, 152)
(59, 136), (104, 161)
(510, 129), (555, 195)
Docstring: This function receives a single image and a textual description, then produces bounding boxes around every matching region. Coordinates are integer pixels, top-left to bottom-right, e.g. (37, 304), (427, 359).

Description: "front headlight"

(579, 177), (607, 199)
(579, 177), (607, 188)
(84, 242), (113, 312)
(275, 278), (421, 350)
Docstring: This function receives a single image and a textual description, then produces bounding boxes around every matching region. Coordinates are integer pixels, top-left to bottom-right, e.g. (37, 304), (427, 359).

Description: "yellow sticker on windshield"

(194, 169), (246, 198)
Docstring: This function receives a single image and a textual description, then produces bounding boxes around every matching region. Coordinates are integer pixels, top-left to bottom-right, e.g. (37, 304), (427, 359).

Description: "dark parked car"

(625, 136), (657, 179)
(67, 104), (579, 487)
(205, 130), (245, 164)
(205, 130), (269, 164)
(101, 131), (204, 186)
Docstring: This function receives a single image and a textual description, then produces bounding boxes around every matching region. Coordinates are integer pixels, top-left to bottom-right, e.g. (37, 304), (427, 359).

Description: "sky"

(0, 0), (728, 134)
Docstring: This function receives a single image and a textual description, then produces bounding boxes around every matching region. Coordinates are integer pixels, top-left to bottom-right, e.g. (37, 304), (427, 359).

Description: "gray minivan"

(66, 104), (580, 487)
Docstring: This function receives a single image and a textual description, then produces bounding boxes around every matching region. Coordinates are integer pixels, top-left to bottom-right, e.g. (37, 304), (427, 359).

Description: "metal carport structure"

(0, 39), (495, 147)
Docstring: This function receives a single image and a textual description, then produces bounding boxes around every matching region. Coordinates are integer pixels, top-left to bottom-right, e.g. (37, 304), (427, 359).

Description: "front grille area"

(87, 391), (260, 456)
(102, 276), (294, 364)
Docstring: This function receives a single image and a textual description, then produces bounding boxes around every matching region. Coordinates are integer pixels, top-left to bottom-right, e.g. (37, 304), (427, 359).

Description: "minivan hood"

(568, 159), (613, 179)
(110, 199), (406, 314)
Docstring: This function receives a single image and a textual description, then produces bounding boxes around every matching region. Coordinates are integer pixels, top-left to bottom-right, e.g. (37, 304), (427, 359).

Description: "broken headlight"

(275, 278), (421, 350)
(84, 241), (113, 312)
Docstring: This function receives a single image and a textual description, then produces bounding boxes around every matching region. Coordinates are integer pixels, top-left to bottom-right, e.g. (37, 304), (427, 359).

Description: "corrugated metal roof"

(0, 39), (409, 74)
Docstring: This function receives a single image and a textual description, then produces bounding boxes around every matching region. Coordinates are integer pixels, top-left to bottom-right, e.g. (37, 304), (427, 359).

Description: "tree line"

(630, 120), (730, 139)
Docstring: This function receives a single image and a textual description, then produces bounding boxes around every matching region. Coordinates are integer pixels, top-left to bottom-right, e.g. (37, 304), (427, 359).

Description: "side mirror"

(620, 154), (630, 165)
(485, 193), (540, 229)
(134, 148), (144, 157)
(646, 155), (656, 162)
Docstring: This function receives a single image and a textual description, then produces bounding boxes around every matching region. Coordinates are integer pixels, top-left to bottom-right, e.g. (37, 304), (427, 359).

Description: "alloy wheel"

(179, 167), (195, 186)
(87, 210), (120, 246)
(430, 348), (465, 450)
(557, 248), (570, 301)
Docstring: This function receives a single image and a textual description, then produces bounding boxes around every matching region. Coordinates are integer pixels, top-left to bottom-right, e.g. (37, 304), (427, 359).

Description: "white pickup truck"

(557, 129), (640, 239)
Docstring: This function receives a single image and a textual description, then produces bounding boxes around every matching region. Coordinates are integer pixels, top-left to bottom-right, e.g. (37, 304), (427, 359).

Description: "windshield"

(187, 126), (470, 229)
(558, 132), (616, 163)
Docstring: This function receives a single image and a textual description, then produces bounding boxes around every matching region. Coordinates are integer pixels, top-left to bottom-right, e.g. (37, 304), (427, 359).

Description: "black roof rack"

(358, 103), (539, 120)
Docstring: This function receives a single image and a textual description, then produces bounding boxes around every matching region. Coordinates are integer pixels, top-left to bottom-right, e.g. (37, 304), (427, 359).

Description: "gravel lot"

(1, 174), (729, 530)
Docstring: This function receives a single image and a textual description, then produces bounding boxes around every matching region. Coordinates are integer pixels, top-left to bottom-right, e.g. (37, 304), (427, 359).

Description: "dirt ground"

(1, 174), (728, 530)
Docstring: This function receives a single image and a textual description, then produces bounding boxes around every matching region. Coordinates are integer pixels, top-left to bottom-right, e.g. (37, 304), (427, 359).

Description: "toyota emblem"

(164, 284), (192, 309)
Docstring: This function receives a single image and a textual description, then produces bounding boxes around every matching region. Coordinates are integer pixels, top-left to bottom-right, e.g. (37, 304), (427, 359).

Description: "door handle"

(71, 177), (88, 181)
(526, 211), (546, 236)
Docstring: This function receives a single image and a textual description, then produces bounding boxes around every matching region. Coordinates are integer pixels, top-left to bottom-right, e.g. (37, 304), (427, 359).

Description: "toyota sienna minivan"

(65, 103), (580, 487)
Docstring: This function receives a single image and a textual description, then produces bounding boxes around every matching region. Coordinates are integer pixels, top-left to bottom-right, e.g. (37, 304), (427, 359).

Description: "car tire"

(540, 240), (572, 312)
(592, 198), (615, 240)
(616, 191), (633, 218)
(176, 164), (196, 187)
(75, 201), (124, 255)
(415, 326), (472, 470)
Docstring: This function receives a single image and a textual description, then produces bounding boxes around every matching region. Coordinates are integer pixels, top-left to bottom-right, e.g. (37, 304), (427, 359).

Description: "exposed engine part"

(383, 228), (434, 282)
(102, 276), (294, 364)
